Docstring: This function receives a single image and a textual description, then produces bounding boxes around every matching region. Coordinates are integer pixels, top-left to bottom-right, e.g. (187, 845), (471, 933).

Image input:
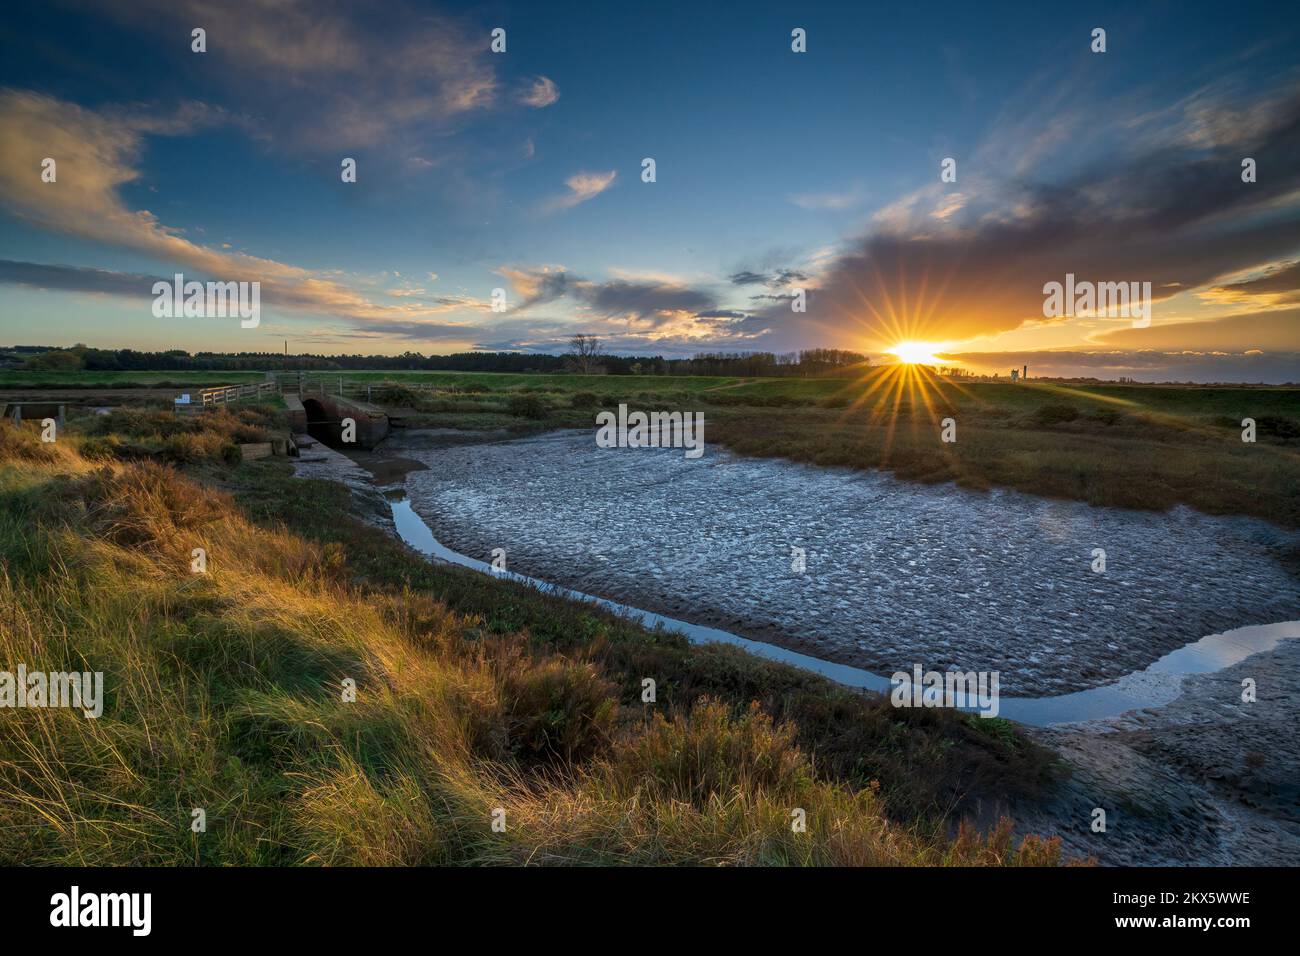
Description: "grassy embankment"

(9, 364), (1295, 521)
(0, 408), (1063, 865)
(356, 369), (1300, 527)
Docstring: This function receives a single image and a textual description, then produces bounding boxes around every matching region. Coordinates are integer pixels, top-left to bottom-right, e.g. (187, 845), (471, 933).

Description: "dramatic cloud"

(1092, 306), (1300, 352)
(944, 348), (1300, 384)
(0, 90), (489, 326)
(585, 279), (713, 322)
(501, 267), (716, 320)
(1206, 260), (1300, 306)
(496, 265), (573, 310)
(81, 0), (500, 151)
(0, 259), (166, 297)
(494, 266), (753, 343)
(759, 79), (1300, 351)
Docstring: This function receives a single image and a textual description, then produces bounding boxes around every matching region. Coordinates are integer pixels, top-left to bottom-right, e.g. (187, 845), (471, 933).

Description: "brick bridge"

(284, 392), (389, 450)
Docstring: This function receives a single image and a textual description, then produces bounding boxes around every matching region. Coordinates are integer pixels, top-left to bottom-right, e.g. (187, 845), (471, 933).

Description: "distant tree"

(23, 349), (83, 371)
(568, 334), (603, 375)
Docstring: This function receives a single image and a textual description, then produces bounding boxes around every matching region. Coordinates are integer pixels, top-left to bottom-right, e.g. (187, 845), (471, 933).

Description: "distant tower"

(1023, 364), (1028, 381)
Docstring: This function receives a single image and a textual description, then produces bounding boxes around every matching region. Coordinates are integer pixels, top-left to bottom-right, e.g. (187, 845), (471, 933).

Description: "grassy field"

(0, 409), (1064, 866)
(353, 368), (1300, 527)
(0, 369), (269, 388)
(8, 366), (1299, 524)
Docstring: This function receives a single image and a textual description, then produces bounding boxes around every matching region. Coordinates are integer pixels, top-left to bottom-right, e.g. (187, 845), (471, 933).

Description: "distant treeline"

(7, 345), (871, 377)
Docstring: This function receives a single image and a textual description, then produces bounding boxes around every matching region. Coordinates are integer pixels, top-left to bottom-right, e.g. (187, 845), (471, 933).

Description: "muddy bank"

(290, 439), (398, 530)
(292, 428), (1300, 864)
(396, 430), (1300, 697)
(1012, 638), (1300, 865)
(289, 428), (514, 534)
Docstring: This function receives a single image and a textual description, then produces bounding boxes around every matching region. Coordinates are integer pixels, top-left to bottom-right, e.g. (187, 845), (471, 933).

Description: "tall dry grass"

(0, 420), (1063, 865)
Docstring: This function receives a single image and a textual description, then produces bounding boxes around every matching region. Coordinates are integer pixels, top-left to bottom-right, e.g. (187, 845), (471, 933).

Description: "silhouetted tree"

(568, 334), (603, 375)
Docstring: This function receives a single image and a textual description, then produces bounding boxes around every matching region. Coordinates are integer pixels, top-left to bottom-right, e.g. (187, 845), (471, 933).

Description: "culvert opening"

(302, 398), (343, 447)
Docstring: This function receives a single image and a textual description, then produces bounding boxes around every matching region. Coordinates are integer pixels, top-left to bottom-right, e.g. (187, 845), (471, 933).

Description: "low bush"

(1031, 403), (1080, 425)
(506, 394), (549, 419)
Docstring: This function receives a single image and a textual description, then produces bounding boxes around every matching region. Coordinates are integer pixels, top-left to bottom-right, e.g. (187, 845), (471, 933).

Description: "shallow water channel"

(387, 458), (1300, 727)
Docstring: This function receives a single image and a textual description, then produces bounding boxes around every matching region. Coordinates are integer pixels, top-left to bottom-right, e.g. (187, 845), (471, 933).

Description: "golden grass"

(0, 420), (1065, 866)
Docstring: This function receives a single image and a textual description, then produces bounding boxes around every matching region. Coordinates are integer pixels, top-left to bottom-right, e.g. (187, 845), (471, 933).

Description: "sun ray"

(887, 341), (947, 366)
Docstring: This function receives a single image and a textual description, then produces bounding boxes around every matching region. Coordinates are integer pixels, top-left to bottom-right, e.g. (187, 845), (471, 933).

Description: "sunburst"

(887, 340), (947, 366)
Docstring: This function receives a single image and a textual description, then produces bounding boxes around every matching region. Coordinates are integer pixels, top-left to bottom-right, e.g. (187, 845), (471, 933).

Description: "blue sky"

(1, 0), (1298, 380)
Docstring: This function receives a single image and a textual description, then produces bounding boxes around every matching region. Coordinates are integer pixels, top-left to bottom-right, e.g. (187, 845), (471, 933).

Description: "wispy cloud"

(540, 170), (617, 213)
(728, 268), (810, 288)
(518, 76), (560, 108)
(788, 186), (864, 210)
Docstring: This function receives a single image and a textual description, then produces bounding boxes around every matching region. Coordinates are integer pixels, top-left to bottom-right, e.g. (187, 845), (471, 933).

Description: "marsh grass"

(74, 405), (280, 466)
(0, 416), (1064, 865)
(351, 370), (1300, 524)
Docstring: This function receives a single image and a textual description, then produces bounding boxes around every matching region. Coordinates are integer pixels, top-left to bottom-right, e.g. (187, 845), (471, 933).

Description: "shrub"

(506, 394), (549, 419)
(613, 698), (810, 806)
(1256, 415), (1300, 440)
(77, 407), (264, 463)
(0, 420), (60, 462)
(78, 435), (123, 461)
(1086, 408), (1122, 426)
(569, 391), (600, 408)
(1032, 403), (1079, 425)
(499, 657), (617, 763)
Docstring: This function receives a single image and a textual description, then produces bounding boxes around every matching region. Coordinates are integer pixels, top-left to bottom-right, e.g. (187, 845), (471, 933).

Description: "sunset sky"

(1, 0), (1298, 381)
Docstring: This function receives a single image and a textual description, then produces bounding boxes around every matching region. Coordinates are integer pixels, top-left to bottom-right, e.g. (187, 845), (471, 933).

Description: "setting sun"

(887, 341), (947, 365)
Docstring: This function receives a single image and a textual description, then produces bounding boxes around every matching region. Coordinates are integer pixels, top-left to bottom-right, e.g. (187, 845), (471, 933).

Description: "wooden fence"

(176, 381), (278, 413)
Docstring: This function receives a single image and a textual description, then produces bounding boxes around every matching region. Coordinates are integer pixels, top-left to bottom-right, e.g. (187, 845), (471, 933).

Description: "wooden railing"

(272, 374), (476, 404)
(188, 382), (276, 408)
(275, 374), (461, 403)
(348, 380), (465, 402)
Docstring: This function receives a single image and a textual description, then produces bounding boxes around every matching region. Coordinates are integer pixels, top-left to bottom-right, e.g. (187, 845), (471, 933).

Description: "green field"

(0, 369), (269, 388)
(344, 368), (1300, 527)
(7, 365), (1299, 413)
(7, 367), (1300, 525)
